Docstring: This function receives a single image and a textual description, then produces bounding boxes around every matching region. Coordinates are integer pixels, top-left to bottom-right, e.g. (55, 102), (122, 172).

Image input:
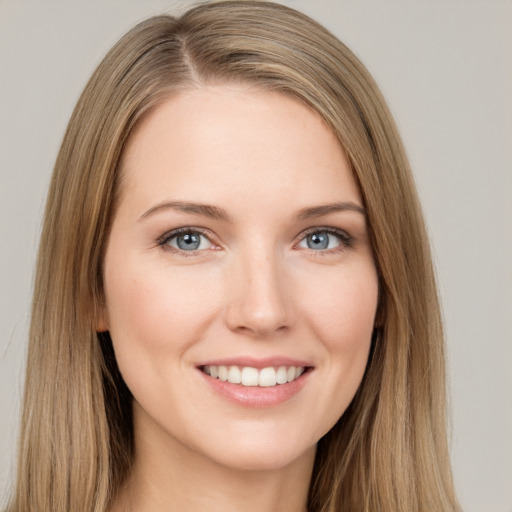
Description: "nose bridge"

(226, 240), (292, 336)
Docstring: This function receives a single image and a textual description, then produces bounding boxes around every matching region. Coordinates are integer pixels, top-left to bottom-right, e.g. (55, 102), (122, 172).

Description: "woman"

(8, 1), (460, 511)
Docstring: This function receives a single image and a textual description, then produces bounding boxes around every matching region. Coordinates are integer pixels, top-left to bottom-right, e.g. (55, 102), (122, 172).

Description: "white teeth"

(218, 365), (228, 381)
(276, 366), (288, 384)
(203, 365), (306, 387)
(259, 367), (277, 387)
(241, 367), (259, 386)
(227, 365), (241, 384)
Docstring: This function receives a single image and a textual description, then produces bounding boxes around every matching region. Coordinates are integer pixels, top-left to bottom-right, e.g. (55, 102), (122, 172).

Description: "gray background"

(1, 1), (511, 511)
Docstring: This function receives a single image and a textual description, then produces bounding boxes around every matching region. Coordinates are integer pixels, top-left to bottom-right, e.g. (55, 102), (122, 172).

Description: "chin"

(189, 424), (319, 473)
(207, 443), (315, 473)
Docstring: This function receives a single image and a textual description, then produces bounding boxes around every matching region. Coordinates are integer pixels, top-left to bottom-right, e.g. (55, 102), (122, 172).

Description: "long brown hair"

(9, 2), (459, 511)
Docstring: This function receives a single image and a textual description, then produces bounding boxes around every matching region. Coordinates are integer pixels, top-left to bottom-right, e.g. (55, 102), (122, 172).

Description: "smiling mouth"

(200, 365), (310, 387)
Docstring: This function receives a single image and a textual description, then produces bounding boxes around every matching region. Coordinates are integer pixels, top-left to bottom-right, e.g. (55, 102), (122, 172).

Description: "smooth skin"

(102, 85), (379, 512)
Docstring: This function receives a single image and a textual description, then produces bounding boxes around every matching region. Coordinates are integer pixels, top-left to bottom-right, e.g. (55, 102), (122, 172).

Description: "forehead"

(118, 85), (361, 213)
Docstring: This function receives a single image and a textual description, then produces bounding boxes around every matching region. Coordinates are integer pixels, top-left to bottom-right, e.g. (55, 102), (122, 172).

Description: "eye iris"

(177, 232), (201, 250)
(307, 232), (329, 250)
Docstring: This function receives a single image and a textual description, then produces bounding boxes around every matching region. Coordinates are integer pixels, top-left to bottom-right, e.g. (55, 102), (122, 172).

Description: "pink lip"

(196, 362), (313, 409)
(197, 356), (312, 369)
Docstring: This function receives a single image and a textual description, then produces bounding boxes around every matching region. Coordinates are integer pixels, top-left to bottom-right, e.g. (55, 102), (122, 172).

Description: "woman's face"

(101, 85), (378, 471)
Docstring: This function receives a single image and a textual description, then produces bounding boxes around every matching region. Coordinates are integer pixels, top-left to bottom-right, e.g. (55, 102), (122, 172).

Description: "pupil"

(308, 232), (328, 250)
(178, 233), (200, 250)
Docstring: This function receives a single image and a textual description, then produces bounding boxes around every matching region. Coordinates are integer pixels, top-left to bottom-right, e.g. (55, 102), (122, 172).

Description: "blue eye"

(297, 229), (350, 251)
(163, 230), (213, 252)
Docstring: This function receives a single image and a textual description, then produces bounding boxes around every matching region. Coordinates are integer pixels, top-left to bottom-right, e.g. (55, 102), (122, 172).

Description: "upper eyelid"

(299, 226), (349, 235)
(296, 226), (352, 241)
(157, 227), (215, 246)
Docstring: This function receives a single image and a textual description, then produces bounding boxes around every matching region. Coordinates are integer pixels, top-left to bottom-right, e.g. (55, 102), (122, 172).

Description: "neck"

(111, 411), (315, 512)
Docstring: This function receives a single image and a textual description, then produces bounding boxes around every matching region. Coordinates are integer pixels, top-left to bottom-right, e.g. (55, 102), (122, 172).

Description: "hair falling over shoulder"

(8, 2), (460, 511)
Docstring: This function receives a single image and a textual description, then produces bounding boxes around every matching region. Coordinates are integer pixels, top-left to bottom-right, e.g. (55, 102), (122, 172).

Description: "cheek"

(299, 260), (378, 351)
(104, 257), (222, 365)
(297, 261), (378, 418)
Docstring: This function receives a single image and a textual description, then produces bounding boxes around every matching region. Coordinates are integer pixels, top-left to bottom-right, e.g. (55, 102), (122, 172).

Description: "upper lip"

(196, 356), (312, 369)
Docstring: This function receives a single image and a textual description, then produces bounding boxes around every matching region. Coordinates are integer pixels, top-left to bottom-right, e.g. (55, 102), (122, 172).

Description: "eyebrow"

(295, 202), (366, 220)
(139, 200), (366, 223)
(139, 201), (232, 222)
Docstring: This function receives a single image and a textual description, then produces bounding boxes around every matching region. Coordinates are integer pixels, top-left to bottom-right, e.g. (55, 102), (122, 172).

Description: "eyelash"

(157, 226), (354, 255)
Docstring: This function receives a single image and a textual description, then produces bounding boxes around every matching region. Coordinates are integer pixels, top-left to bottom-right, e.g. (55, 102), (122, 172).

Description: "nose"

(225, 248), (294, 337)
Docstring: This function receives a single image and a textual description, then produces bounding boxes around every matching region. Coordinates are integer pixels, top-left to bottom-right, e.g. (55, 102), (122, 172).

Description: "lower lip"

(198, 369), (311, 408)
